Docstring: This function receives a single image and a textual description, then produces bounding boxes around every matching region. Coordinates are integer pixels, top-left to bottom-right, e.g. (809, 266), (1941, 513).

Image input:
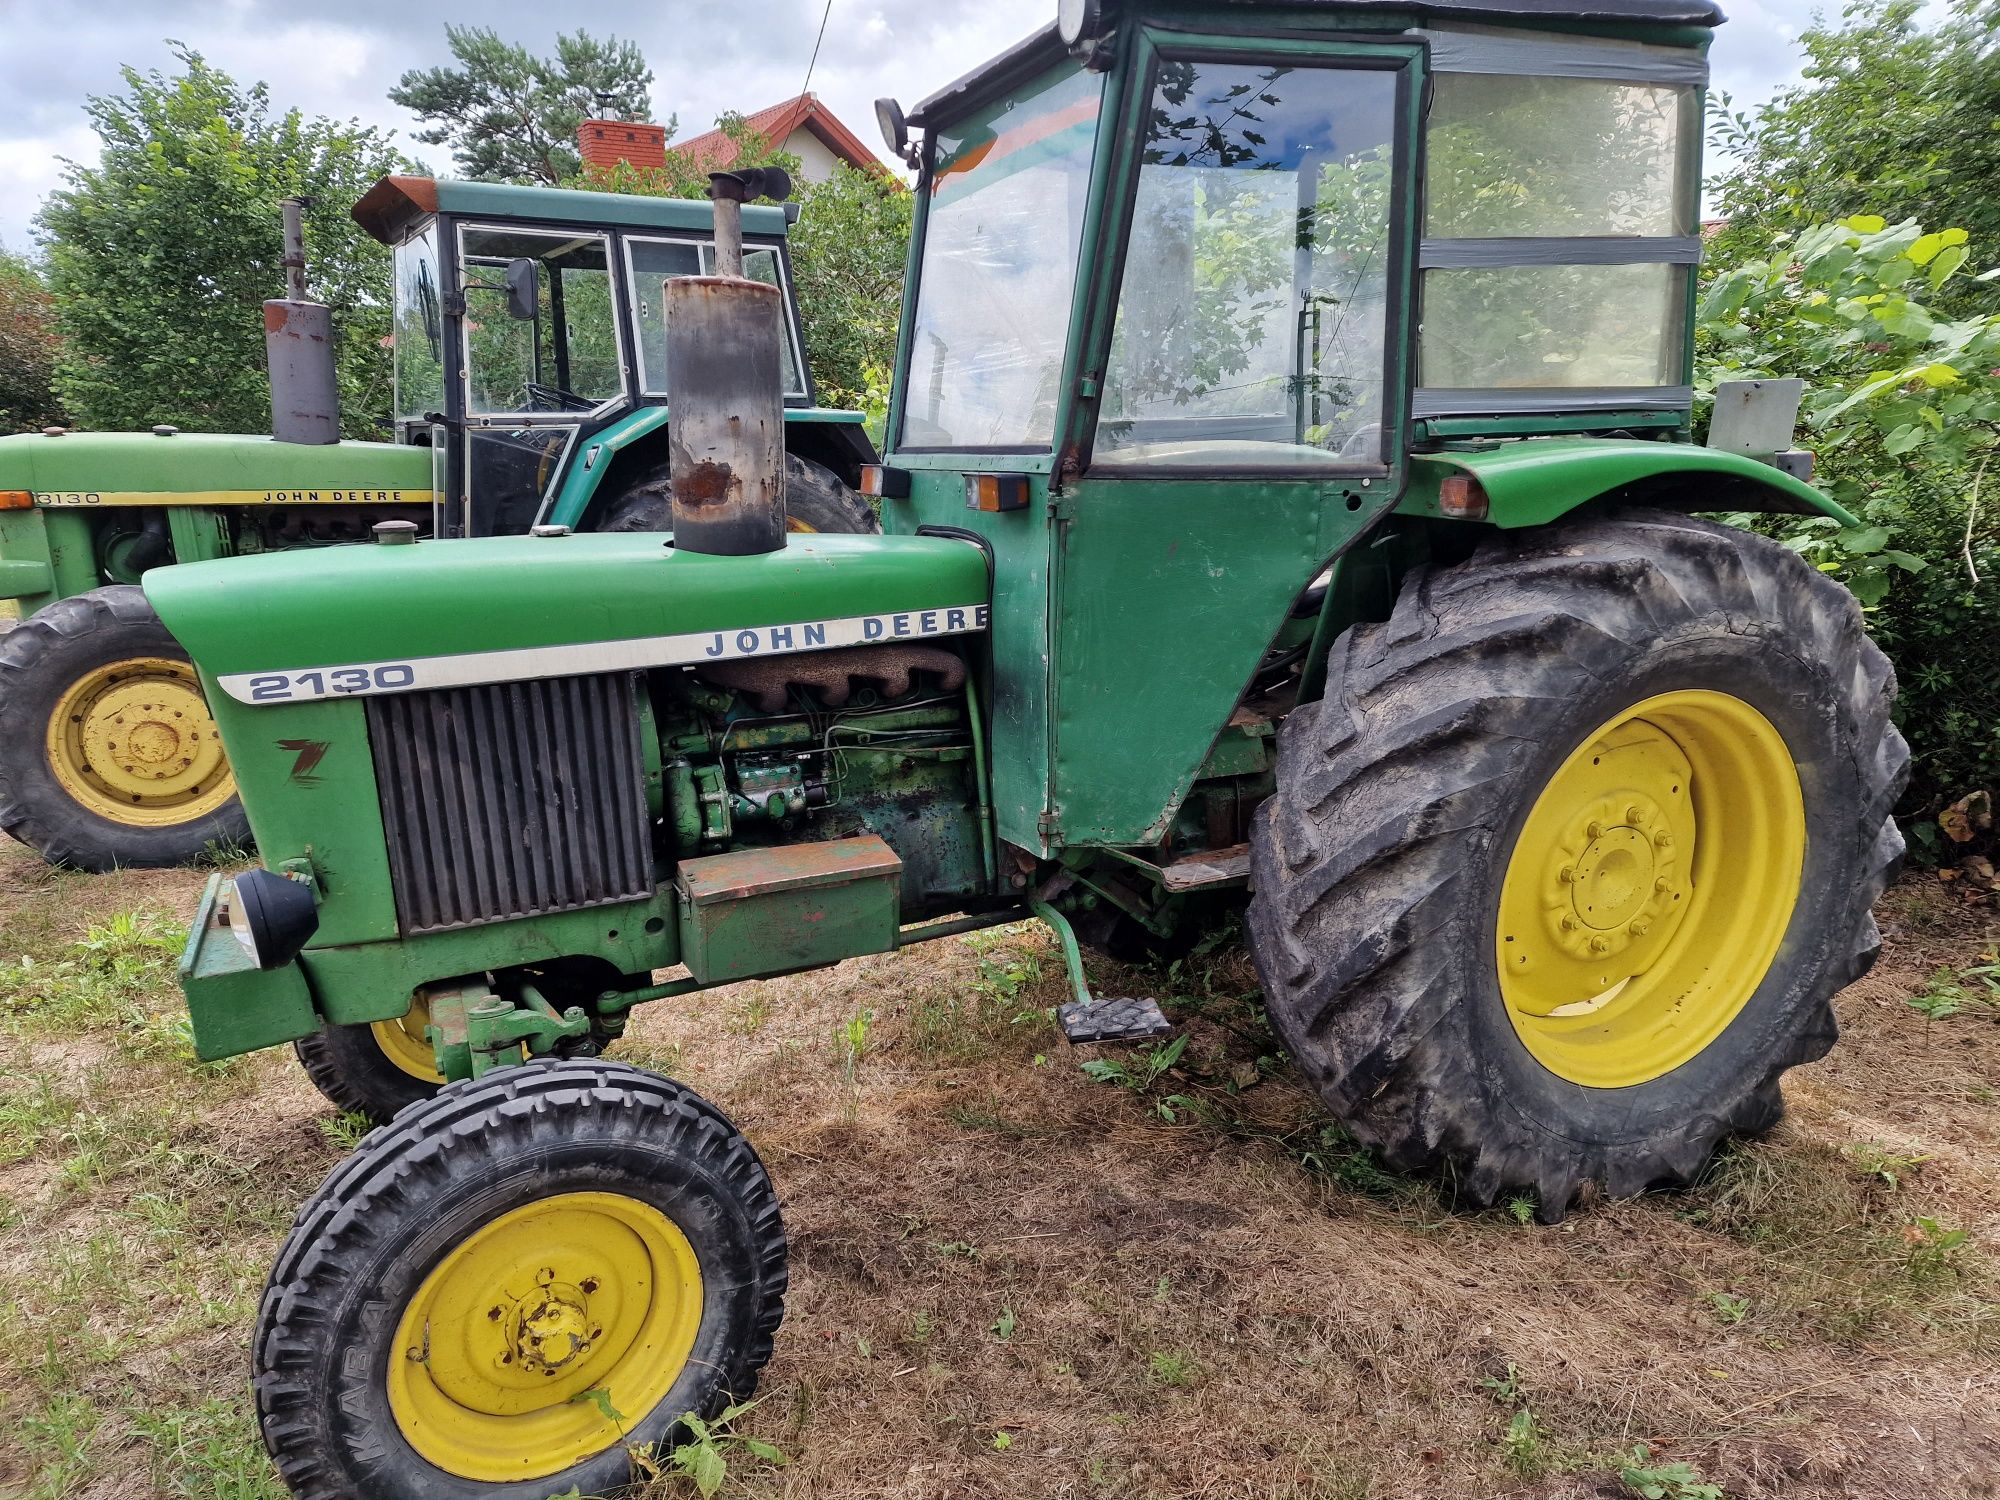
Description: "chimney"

(579, 119), (668, 172)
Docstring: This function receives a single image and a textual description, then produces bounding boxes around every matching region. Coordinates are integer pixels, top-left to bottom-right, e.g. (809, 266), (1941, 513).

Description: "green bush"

(1697, 215), (2000, 814)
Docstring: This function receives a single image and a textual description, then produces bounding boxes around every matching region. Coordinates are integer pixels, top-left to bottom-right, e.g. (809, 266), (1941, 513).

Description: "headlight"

(225, 868), (320, 969)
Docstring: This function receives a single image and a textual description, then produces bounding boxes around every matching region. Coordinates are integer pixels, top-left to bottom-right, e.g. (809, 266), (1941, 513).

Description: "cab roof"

(910, 0), (1723, 125)
(351, 175), (795, 246)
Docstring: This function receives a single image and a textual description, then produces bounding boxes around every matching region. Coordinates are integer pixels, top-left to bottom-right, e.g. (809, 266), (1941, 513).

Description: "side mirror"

(503, 258), (539, 321)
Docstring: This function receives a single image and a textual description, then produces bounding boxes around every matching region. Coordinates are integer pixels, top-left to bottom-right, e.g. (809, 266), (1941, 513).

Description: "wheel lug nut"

(1588, 936), (1609, 954)
(1629, 920), (1649, 937)
(1560, 915), (1580, 932)
(1586, 821), (1603, 838)
(1626, 806), (1643, 823)
(1654, 831), (1672, 849)
(1654, 877), (1670, 893)
(1558, 865), (1575, 884)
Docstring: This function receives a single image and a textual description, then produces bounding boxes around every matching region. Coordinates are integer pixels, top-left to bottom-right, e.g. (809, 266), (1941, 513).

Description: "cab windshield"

(1095, 59), (1402, 469)
(391, 225), (445, 420)
(459, 226), (621, 416)
(898, 65), (1102, 451)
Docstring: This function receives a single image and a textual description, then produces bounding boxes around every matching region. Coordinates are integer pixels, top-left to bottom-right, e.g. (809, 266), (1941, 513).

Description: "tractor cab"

(866, 0), (1787, 860)
(352, 175), (872, 539)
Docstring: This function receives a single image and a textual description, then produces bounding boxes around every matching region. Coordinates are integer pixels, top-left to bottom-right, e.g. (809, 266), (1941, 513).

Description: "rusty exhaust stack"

(264, 197), (340, 445)
(662, 167), (794, 556)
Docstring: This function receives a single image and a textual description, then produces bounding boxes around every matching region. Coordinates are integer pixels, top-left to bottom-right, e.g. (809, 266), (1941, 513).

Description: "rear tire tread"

(1248, 512), (1906, 1219)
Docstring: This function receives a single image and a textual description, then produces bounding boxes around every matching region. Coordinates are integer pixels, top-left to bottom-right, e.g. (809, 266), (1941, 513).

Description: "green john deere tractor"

(0, 173), (875, 871)
(156, 0), (1903, 1492)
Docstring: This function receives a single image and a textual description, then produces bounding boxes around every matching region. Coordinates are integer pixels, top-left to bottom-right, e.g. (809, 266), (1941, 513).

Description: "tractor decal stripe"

(33, 489), (435, 507)
(214, 603), (994, 706)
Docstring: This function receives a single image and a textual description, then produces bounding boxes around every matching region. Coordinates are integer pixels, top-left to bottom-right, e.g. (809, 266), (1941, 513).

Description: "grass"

(1, 848), (1997, 1498)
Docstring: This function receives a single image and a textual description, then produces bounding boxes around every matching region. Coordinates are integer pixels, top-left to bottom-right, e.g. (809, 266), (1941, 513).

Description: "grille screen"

(367, 673), (654, 935)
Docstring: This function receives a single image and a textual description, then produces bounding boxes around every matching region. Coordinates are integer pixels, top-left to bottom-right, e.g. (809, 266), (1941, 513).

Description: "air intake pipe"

(661, 167), (794, 556)
(264, 197), (339, 445)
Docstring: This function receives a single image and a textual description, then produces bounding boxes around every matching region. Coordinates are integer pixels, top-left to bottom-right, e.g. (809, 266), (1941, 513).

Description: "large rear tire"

(596, 451), (879, 535)
(0, 586), (249, 870)
(1247, 512), (1907, 1219)
(255, 1060), (787, 1499)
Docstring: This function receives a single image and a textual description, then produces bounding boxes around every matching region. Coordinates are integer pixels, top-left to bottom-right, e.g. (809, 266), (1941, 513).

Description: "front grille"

(367, 673), (654, 935)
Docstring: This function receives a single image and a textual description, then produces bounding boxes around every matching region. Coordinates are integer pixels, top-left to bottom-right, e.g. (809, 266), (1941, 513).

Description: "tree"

(1697, 214), (2000, 807)
(38, 46), (406, 437)
(574, 124), (913, 421)
(0, 249), (64, 433)
(1708, 0), (2000, 271)
(786, 165), (912, 417)
(391, 26), (655, 186)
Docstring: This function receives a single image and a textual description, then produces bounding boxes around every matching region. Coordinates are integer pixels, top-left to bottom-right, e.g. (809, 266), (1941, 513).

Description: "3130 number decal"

(246, 664), (417, 702)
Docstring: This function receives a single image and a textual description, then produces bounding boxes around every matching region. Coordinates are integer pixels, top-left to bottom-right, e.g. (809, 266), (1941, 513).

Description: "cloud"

(0, 0), (1838, 250)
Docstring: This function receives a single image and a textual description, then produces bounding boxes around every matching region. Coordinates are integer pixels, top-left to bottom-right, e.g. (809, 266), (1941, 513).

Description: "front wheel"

(255, 1060), (788, 1498)
(0, 586), (248, 870)
(1247, 512), (1907, 1219)
(292, 997), (450, 1124)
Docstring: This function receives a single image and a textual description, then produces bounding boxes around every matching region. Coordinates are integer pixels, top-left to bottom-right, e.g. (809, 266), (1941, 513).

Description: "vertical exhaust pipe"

(662, 168), (794, 556)
(264, 197), (340, 445)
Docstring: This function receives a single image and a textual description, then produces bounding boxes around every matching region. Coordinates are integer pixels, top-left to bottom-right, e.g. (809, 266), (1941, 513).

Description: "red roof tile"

(668, 94), (886, 176)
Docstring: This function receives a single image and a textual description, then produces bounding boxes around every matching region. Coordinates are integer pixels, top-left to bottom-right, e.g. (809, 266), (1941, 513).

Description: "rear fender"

(1399, 438), (1859, 529)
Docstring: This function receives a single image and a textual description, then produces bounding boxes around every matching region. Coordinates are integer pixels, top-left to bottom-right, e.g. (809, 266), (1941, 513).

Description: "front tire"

(255, 1060), (788, 1499)
(292, 1001), (447, 1124)
(1247, 512), (1907, 1218)
(0, 586), (248, 870)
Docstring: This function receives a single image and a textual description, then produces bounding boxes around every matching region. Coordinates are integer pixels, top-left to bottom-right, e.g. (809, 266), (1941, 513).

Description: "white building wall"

(783, 129), (844, 183)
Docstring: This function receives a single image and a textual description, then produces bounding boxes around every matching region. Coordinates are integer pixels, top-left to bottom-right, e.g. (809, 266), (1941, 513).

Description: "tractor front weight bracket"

(423, 980), (592, 1082)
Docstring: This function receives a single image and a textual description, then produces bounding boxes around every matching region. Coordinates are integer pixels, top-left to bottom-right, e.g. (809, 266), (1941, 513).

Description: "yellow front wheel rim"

(387, 1191), (704, 1482)
(46, 658), (235, 827)
(371, 997), (446, 1084)
(1495, 690), (1806, 1089)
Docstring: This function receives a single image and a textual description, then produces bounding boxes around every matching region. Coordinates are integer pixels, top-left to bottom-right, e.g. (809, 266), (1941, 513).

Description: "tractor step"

(1058, 996), (1174, 1045)
(1160, 842), (1251, 892)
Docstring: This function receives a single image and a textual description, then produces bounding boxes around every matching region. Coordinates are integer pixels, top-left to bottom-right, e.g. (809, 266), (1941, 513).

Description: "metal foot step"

(1058, 997), (1173, 1045)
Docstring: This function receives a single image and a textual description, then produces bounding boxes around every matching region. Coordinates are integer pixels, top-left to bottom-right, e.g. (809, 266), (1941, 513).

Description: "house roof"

(668, 94), (886, 176)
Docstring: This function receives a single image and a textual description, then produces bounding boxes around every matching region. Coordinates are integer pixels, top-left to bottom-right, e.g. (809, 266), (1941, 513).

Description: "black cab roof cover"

(910, 0), (1723, 125)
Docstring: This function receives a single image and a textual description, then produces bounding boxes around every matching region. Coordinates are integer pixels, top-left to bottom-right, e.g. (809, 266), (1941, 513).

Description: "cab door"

(1048, 31), (1424, 847)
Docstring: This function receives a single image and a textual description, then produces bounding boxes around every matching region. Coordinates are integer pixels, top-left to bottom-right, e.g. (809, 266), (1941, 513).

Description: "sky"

(0, 0), (1846, 253)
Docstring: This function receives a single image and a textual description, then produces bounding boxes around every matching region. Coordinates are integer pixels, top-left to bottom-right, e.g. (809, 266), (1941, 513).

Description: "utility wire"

(799, 0), (835, 99)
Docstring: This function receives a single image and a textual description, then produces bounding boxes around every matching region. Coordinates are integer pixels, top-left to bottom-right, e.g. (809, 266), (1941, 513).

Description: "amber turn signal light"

(858, 464), (911, 500)
(965, 473), (1029, 513)
(1438, 475), (1489, 520)
(0, 491), (33, 511)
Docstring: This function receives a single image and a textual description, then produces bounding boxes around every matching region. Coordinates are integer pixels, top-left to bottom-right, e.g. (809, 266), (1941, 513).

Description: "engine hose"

(124, 511), (173, 576)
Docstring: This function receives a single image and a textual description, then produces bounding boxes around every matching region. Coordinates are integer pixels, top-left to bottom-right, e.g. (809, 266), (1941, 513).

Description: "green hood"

(146, 531), (991, 705)
(0, 430), (429, 503)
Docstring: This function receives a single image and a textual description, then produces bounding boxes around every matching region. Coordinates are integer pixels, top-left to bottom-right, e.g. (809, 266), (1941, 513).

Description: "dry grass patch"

(1, 845), (1998, 1498)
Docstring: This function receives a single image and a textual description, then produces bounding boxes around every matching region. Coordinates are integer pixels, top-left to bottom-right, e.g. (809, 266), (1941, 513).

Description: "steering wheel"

(524, 381), (599, 413)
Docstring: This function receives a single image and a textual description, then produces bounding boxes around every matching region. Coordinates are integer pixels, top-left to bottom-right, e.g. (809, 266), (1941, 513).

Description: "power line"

(799, 0), (835, 99)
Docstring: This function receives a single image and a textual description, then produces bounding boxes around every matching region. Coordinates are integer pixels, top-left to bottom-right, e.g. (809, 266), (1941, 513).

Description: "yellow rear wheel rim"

(387, 1191), (704, 1482)
(46, 658), (235, 828)
(371, 997), (446, 1084)
(1495, 690), (1806, 1088)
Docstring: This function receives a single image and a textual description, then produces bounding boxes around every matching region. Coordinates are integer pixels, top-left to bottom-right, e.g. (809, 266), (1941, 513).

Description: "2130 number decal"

(247, 664), (416, 702)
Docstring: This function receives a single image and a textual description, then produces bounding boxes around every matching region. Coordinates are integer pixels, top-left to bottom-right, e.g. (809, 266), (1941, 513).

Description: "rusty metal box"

(675, 834), (903, 985)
